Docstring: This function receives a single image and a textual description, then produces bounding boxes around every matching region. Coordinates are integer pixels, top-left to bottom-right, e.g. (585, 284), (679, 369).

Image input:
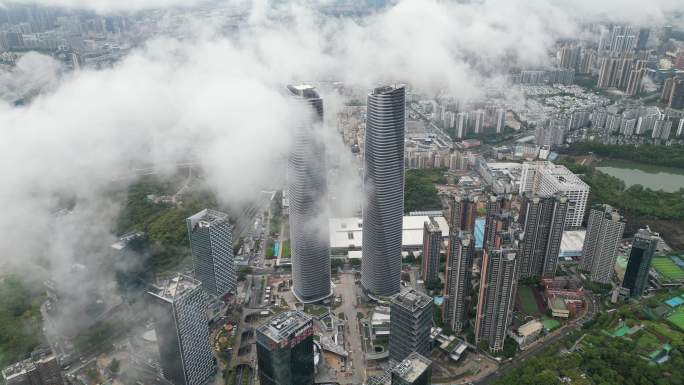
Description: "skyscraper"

(286, 84), (331, 303)
(256, 310), (315, 385)
(389, 288), (433, 362)
(448, 194), (476, 232)
(421, 218), (442, 285)
(483, 194), (512, 251)
(186, 209), (236, 297)
(476, 229), (519, 352)
(362, 85), (406, 298)
(148, 275), (216, 385)
(581, 205), (626, 284)
(669, 78), (684, 110)
(622, 228), (659, 297)
(443, 231), (474, 334)
(518, 194), (569, 279)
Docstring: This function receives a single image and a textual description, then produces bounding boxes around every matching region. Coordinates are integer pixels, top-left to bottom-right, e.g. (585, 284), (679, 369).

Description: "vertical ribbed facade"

(186, 209), (236, 297)
(286, 85), (331, 303)
(582, 204), (625, 284)
(361, 85), (406, 298)
(443, 231), (474, 334)
(518, 194), (568, 279)
(421, 218), (442, 285)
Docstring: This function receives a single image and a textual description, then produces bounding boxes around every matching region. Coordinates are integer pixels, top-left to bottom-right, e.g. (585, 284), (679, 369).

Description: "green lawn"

(652, 258), (684, 280)
(667, 308), (684, 331)
(517, 285), (542, 316)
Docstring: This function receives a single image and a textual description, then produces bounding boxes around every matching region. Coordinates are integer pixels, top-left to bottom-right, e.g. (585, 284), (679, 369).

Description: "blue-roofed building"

(474, 218), (485, 250)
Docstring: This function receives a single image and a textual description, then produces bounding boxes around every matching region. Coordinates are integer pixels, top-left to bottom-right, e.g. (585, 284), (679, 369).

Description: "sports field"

(652, 258), (684, 280)
(517, 285), (542, 316)
(667, 308), (684, 331)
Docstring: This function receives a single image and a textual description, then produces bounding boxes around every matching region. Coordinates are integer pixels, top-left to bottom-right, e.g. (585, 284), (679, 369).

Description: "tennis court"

(652, 258), (684, 280)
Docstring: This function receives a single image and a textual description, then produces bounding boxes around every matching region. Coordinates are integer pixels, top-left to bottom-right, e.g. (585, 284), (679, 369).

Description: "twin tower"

(287, 84), (406, 302)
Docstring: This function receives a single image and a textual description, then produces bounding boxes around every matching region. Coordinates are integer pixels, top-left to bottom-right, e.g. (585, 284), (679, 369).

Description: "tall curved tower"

(361, 85), (406, 298)
(287, 84), (331, 303)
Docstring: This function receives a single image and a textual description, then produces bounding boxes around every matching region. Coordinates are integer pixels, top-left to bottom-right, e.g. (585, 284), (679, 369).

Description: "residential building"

(669, 78), (684, 110)
(582, 205), (626, 284)
(622, 228), (659, 297)
(186, 209), (236, 297)
(421, 218), (442, 285)
(519, 162), (590, 229)
(256, 310), (315, 385)
(448, 194), (476, 232)
(518, 194), (569, 279)
(443, 231), (475, 334)
(148, 275), (216, 385)
(389, 288), (433, 362)
(286, 84), (331, 303)
(2, 349), (63, 385)
(362, 85), (406, 298)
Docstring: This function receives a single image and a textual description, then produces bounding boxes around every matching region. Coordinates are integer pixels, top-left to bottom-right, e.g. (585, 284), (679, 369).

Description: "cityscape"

(2, 1), (684, 385)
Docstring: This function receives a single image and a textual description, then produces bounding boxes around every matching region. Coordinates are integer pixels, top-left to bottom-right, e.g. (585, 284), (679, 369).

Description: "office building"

(391, 352), (432, 385)
(389, 288), (433, 362)
(622, 228), (659, 297)
(2, 349), (63, 385)
(448, 194), (476, 232)
(443, 231), (475, 334)
(421, 218), (442, 285)
(519, 162), (590, 229)
(582, 205), (626, 284)
(186, 209), (236, 297)
(148, 275), (216, 385)
(518, 194), (569, 279)
(475, 230), (519, 352)
(286, 84), (331, 303)
(362, 85), (406, 298)
(256, 310), (315, 385)
(669, 78), (684, 110)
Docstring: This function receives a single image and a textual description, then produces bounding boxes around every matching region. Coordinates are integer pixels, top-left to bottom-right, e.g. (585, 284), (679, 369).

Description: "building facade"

(2, 349), (63, 385)
(148, 275), (216, 385)
(186, 209), (236, 297)
(389, 289), (433, 362)
(622, 228), (659, 297)
(421, 218), (442, 285)
(518, 194), (569, 279)
(256, 310), (315, 385)
(362, 85), (406, 298)
(448, 194), (476, 232)
(443, 231), (475, 334)
(286, 84), (331, 303)
(581, 205), (626, 284)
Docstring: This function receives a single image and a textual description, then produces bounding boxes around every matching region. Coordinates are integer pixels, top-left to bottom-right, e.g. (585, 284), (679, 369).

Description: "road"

(336, 273), (365, 384)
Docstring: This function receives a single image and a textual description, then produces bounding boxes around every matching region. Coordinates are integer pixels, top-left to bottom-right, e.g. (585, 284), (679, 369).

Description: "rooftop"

(187, 208), (229, 229)
(392, 352), (431, 382)
(371, 84), (404, 95)
(391, 288), (432, 312)
(257, 310), (312, 343)
(286, 84), (320, 99)
(149, 274), (200, 302)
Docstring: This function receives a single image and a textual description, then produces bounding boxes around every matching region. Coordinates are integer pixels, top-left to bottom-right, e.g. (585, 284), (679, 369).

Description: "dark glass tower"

(389, 288), (433, 362)
(256, 310), (314, 385)
(518, 194), (568, 279)
(286, 84), (331, 303)
(622, 228), (659, 297)
(421, 217), (442, 285)
(361, 85), (406, 298)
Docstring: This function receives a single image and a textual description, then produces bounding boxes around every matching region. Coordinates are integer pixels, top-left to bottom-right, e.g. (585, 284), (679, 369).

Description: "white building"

(520, 162), (590, 229)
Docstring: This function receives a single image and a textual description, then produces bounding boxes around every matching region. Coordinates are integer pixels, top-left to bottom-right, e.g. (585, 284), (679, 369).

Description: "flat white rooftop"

(330, 215), (449, 250)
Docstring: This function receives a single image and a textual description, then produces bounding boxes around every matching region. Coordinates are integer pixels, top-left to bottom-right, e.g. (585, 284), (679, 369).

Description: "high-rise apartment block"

(421, 218), (442, 285)
(362, 85), (406, 298)
(582, 205), (626, 284)
(483, 195), (512, 251)
(286, 84), (331, 303)
(476, 226), (519, 352)
(668, 78), (684, 110)
(448, 194), (476, 232)
(186, 209), (236, 297)
(389, 288), (433, 362)
(518, 194), (569, 279)
(520, 162), (590, 229)
(443, 231), (475, 334)
(622, 228), (659, 297)
(148, 275), (216, 385)
(256, 310), (315, 385)
(2, 349), (63, 385)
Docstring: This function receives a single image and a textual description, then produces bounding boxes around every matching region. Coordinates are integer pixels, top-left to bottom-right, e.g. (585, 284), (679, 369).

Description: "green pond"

(596, 160), (684, 193)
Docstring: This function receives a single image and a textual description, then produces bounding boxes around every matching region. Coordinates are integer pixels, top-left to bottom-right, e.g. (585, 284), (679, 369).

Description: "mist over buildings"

(0, 0), (683, 345)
